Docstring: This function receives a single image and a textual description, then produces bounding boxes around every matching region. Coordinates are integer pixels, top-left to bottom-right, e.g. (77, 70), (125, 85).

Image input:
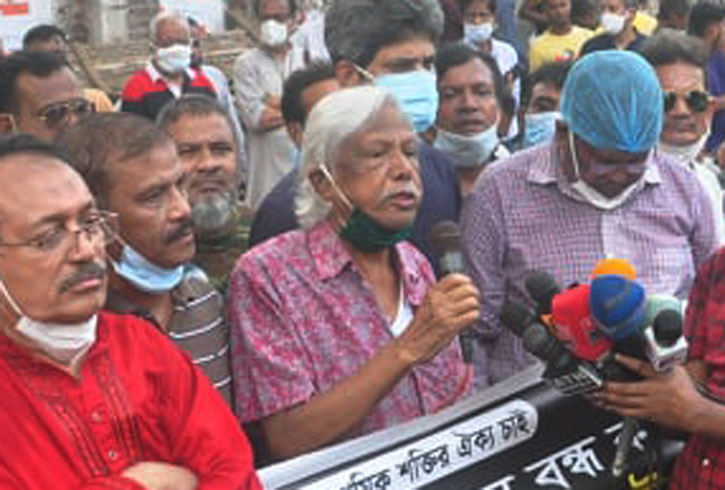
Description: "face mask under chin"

(318, 165), (413, 253)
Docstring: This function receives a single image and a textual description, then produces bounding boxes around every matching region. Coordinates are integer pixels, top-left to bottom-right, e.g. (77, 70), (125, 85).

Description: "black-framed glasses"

(663, 90), (710, 113)
(36, 98), (96, 130)
(0, 211), (119, 254)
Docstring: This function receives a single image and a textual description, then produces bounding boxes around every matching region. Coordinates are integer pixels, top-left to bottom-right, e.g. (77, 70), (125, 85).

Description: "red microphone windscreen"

(552, 284), (612, 361)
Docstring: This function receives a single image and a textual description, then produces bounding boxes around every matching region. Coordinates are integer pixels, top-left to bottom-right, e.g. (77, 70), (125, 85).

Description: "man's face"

(657, 62), (712, 147)
(165, 113), (238, 233)
(527, 82), (562, 113)
(437, 57), (500, 136)
(323, 102), (423, 230)
(286, 78), (341, 148)
(107, 142), (194, 269)
(463, 0), (496, 25)
(361, 36), (436, 80)
(154, 18), (190, 49)
(260, 0), (293, 26)
(546, 0), (572, 27)
(557, 125), (649, 197)
(11, 67), (86, 142)
(0, 157), (107, 324)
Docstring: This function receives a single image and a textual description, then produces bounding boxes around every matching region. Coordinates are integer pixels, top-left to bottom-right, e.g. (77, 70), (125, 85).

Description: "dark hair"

(0, 132), (70, 165)
(58, 113), (172, 207)
(688, 2), (725, 37)
(0, 51), (68, 114)
(281, 62), (337, 126)
(522, 60), (573, 108)
(638, 30), (707, 71)
(325, 0), (444, 67)
(22, 24), (67, 49)
(253, 0), (297, 17)
(658, 0), (690, 21)
(435, 42), (506, 107)
(459, 0), (497, 14)
(157, 94), (231, 131)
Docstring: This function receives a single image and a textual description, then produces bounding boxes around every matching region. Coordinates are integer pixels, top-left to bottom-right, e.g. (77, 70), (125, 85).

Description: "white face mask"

(434, 123), (500, 169)
(658, 132), (709, 167)
(260, 19), (289, 47)
(464, 22), (494, 45)
(0, 278), (97, 365)
(568, 130), (645, 211)
(155, 43), (192, 74)
(600, 12), (627, 35)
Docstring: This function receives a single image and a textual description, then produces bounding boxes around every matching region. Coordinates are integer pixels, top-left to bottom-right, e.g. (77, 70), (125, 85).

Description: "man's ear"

(334, 60), (364, 88)
(0, 114), (16, 135)
(309, 167), (336, 203)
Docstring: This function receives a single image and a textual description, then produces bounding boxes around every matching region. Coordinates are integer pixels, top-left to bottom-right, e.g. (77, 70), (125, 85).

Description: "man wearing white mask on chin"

(233, 0), (305, 210)
(580, 0), (646, 55)
(461, 51), (719, 390)
(59, 113), (236, 409)
(0, 134), (261, 489)
(639, 31), (725, 243)
(433, 44), (509, 196)
(120, 11), (216, 121)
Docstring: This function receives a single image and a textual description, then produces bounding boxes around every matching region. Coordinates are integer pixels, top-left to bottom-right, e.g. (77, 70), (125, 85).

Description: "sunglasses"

(37, 98), (95, 129)
(663, 90), (710, 113)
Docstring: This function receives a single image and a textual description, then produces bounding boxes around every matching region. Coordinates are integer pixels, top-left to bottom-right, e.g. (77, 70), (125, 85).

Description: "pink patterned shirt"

(228, 221), (471, 437)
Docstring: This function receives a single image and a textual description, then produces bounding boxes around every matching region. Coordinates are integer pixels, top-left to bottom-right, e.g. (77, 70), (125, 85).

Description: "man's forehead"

(441, 59), (494, 86)
(156, 19), (189, 41)
(375, 37), (435, 63)
(17, 67), (82, 112)
(169, 113), (235, 143)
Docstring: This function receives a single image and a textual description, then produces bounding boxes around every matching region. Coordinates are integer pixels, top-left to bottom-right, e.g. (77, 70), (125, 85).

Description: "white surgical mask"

(658, 132), (709, 167)
(111, 244), (184, 295)
(0, 278), (97, 365)
(155, 43), (192, 74)
(260, 19), (289, 47)
(568, 130), (644, 210)
(464, 22), (494, 45)
(600, 12), (627, 35)
(434, 124), (500, 168)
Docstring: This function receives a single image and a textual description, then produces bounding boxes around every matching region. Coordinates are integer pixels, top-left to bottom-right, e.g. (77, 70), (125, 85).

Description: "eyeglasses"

(36, 98), (96, 130)
(663, 90), (710, 113)
(0, 211), (119, 254)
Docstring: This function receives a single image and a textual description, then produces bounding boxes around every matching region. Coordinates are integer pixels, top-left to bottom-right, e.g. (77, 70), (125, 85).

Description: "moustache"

(379, 183), (422, 203)
(165, 221), (194, 245)
(60, 262), (107, 293)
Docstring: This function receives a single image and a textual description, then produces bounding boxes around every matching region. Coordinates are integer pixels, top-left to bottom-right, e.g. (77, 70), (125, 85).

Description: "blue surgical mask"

(111, 244), (184, 294)
(359, 67), (439, 133)
(523, 111), (560, 148)
(434, 124), (500, 168)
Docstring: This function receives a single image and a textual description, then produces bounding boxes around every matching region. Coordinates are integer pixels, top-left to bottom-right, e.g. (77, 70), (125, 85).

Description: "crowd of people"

(2, 0), (725, 487)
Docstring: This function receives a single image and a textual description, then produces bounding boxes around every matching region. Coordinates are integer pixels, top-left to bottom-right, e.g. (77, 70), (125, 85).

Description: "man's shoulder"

(470, 146), (547, 198)
(121, 69), (154, 99)
(570, 26), (595, 39)
(237, 228), (309, 275)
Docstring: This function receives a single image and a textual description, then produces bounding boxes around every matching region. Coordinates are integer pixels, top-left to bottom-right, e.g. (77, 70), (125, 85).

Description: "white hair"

(149, 10), (190, 43)
(294, 86), (400, 228)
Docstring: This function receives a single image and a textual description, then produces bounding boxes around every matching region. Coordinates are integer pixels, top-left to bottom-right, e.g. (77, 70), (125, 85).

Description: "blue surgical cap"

(561, 51), (663, 153)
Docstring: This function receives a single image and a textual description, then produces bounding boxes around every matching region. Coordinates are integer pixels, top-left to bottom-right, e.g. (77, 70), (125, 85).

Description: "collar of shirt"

(306, 220), (429, 307)
(146, 61), (195, 84)
(526, 142), (662, 193)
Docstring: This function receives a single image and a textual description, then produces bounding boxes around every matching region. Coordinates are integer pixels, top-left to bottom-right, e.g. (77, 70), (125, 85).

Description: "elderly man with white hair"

(120, 11), (216, 121)
(228, 86), (480, 463)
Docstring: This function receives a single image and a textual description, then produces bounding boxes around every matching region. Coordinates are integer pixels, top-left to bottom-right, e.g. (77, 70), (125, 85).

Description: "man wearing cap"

(461, 50), (719, 390)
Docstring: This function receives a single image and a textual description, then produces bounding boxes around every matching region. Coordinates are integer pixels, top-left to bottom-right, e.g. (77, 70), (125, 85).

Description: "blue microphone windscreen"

(590, 275), (647, 341)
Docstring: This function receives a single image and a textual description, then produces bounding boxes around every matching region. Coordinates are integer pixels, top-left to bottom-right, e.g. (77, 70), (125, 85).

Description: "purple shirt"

(461, 143), (719, 389)
(228, 221), (471, 437)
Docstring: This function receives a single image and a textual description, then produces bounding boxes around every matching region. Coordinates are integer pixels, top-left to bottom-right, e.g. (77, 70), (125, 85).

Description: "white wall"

(0, 0), (56, 50)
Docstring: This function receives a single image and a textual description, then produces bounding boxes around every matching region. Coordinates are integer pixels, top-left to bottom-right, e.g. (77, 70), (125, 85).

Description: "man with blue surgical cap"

(461, 50), (719, 390)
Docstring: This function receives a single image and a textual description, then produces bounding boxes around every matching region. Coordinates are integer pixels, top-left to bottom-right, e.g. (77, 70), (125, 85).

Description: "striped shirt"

(105, 266), (234, 408)
(461, 143), (719, 390)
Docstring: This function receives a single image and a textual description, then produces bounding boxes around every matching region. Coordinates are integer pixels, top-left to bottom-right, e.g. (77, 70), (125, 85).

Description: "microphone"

(430, 220), (474, 363)
(500, 300), (603, 395)
(525, 270), (561, 319)
(642, 296), (687, 372)
(591, 258), (637, 280)
(551, 284), (613, 362)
